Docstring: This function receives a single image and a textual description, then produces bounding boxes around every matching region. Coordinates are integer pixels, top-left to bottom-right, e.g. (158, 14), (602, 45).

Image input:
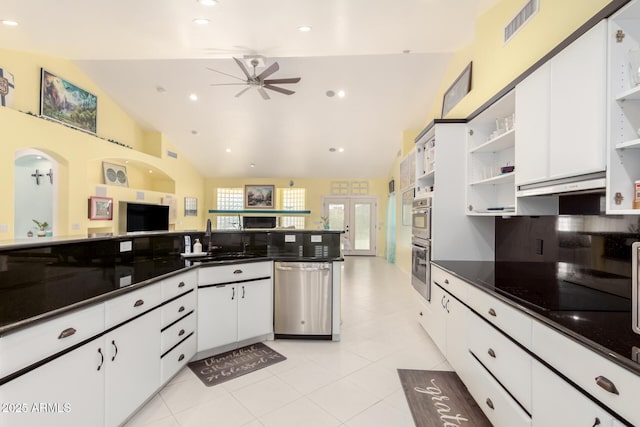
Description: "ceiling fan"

(208, 57), (301, 100)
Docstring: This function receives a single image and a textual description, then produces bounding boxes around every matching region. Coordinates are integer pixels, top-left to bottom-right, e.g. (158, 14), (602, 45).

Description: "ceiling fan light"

(193, 18), (210, 25)
(198, 0), (218, 5)
(1, 20), (18, 27)
(297, 25), (312, 32)
(337, 90), (346, 98)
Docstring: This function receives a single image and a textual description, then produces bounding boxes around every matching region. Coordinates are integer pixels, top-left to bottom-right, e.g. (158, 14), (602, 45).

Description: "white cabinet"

(104, 308), (160, 427)
(607, 0), (640, 213)
(466, 90), (517, 215)
(532, 360), (616, 427)
(197, 261), (273, 354)
(516, 20), (607, 189)
(0, 338), (105, 427)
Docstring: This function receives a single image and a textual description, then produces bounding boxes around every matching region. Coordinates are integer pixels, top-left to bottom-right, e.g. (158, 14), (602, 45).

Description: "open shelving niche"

(607, 0), (640, 214)
(414, 128), (437, 199)
(465, 90), (517, 215)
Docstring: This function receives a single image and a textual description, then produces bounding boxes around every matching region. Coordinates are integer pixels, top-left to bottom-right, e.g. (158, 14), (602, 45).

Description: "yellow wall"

(0, 48), (206, 240)
(426, 0), (612, 120)
(205, 177), (388, 255)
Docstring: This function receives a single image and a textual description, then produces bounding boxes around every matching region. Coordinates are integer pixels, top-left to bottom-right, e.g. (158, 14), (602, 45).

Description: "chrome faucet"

(205, 218), (212, 252)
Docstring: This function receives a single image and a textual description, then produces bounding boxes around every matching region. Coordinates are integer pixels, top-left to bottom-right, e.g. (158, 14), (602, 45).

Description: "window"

(280, 188), (306, 229)
(216, 188), (243, 229)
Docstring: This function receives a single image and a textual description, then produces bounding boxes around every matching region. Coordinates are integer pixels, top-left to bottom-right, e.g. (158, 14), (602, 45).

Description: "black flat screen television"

(119, 202), (169, 233)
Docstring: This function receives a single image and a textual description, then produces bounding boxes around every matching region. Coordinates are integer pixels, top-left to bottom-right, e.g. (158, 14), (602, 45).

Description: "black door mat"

(398, 369), (492, 427)
(188, 342), (286, 387)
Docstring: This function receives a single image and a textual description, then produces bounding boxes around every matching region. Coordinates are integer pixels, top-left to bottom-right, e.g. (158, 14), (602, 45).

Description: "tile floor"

(124, 257), (451, 427)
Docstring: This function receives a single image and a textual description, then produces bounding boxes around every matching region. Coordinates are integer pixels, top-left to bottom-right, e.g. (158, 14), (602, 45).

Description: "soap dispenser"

(193, 239), (202, 254)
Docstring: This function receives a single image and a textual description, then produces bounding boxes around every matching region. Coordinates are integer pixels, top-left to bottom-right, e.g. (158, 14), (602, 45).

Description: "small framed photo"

(244, 185), (275, 209)
(184, 197), (198, 216)
(88, 196), (113, 220)
(441, 61), (473, 118)
(102, 161), (128, 187)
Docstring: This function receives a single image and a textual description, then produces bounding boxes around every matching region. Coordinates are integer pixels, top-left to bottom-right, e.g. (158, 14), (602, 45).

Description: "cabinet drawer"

(466, 284), (532, 347)
(161, 334), (196, 384)
(468, 312), (532, 412)
(465, 355), (532, 427)
(105, 285), (162, 329)
(0, 303), (105, 378)
(198, 261), (272, 285)
(161, 313), (196, 354)
(432, 265), (468, 300)
(532, 322), (639, 425)
(161, 291), (196, 328)
(162, 270), (197, 301)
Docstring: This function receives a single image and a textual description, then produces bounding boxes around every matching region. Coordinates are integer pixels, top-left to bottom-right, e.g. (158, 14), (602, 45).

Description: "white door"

(323, 197), (377, 256)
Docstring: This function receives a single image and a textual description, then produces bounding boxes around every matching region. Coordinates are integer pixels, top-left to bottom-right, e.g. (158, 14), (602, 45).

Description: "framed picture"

(88, 196), (113, 220)
(244, 185), (275, 209)
(40, 68), (97, 134)
(102, 161), (128, 187)
(184, 197), (198, 216)
(441, 62), (473, 118)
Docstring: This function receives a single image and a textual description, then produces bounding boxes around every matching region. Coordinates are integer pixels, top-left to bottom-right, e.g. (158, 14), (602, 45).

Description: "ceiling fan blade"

(235, 87), (252, 98)
(206, 67), (245, 82)
(233, 57), (252, 80)
(257, 62), (280, 80)
(263, 77), (301, 85)
(258, 87), (271, 100)
(264, 84), (295, 96)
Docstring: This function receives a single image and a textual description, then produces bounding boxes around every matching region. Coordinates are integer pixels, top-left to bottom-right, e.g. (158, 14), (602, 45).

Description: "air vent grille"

(504, 0), (539, 43)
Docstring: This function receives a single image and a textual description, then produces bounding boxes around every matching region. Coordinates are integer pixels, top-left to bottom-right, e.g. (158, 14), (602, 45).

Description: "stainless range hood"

(516, 172), (605, 197)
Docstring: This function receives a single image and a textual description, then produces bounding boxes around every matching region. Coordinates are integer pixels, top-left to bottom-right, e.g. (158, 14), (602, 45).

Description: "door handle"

(111, 340), (118, 362)
(231, 287), (235, 300)
(97, 348), (104, 371)
(242, 285), (245, 299)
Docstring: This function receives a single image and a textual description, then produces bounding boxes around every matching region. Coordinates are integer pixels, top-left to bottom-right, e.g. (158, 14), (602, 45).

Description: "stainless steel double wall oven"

(411, 197), (431, 301)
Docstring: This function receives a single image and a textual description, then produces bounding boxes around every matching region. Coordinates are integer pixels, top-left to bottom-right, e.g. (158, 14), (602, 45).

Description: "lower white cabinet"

(532, 360), (615, 427)
(104, 309), (161, 427)
(0, 338), (105, 427)
(198, 278), (273, 352)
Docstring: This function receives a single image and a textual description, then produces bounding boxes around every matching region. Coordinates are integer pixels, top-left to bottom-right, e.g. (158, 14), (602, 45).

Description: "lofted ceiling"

(0, 0), (499, 179)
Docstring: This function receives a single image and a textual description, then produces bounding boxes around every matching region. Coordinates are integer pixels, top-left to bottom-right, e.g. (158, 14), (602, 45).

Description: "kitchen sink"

(188, 253), (263, 263)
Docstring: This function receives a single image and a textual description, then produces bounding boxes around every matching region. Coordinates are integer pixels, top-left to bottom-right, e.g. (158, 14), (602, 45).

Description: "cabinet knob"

(595, 376), (619, 395)
(419, 311), (423, 316)
(178, 306), (185, 313)
(58, 327), (77, 339)
(178, 329), (185, 336)
(592, 417), (601, 427)
(488, 308), (497, 317)
(444, 279), (449, 284)
(134, 299), (144, 307)
(488, 348), (496, 358)
(178, 354), (185, 362)
(485, 398), (494, 410)
(178, 281), (185, 288)
(233, 269), (243, 274)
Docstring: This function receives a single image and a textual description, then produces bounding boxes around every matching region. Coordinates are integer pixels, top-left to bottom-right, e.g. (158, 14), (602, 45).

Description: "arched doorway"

(14, 149), (59, 238)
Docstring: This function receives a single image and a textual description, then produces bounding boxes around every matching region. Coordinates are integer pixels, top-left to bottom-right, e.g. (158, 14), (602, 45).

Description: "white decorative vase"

(37, 230), (46, 237)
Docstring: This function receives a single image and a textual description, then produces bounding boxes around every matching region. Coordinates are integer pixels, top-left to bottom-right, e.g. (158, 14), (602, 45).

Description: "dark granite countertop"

(432, 260), (640, 376)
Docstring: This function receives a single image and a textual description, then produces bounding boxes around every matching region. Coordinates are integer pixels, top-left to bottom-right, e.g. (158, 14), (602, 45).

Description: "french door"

(322, 197), (377, 256)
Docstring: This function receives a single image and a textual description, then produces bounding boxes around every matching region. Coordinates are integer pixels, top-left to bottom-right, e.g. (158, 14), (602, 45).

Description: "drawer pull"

(134, 299), (144, 307)
(485, 398), (494, 410)
(488, 308), (497, 317)
(595, 376), (619, 395)
(233, 269), (243, 274)
(441, 295), (446, 308)
(178, 329), (186, 336)
(97, 348), (104, 371)
(178, 354), (185, 362)
(487, 348), (496, 358)
(242, 285), (245, 299)
(444, 279), (449, 284)
(111, 340), (118, 362)
(592, 418), (601, 427)
(231, 287), (235, 300)
(178, 306), (185, 313)
(178, 281), (185, 288)
(58, 327), (77, 339)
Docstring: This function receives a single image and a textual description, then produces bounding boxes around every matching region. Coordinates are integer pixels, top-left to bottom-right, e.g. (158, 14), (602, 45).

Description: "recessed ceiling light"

(1, 20), (18, 27)
(189, 93), (198, 101)
(198, 0), (218, 5)
(225, 148), (231, 153)
(148, 170), (153, 174)
(193, 18), (210, 25)
(250, 163), (255, 168)
(338, 148), (345, 152)
(297, 25), (312, 32)
(337, 90), (346, 98)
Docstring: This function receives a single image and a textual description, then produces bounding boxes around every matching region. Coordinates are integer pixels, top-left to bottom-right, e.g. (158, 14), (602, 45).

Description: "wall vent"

(167, 150), (178, 159)
(504, 0), (539, 43)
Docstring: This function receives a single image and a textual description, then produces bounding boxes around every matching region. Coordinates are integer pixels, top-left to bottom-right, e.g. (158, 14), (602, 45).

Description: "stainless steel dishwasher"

(274, 261), (332, 338)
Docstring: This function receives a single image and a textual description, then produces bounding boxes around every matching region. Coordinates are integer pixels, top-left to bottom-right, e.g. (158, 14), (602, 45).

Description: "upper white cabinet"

(466, 90), (517, 215)
(516, 20), (607, 187)
(414, 128), (436, 199)
(607, 0), (640, 213)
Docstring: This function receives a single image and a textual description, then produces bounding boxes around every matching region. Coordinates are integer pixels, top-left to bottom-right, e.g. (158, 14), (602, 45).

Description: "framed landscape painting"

(244, 185), (275, 209)
(40, 68), (97, 134)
